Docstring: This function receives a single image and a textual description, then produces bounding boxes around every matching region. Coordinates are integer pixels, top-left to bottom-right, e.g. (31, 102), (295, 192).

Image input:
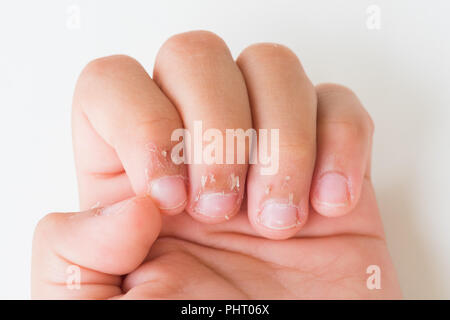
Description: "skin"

(31, 31), (402, 299)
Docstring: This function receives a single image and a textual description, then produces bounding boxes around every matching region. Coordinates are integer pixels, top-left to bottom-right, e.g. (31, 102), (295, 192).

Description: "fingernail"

(149, 176), (187, 212)
(258, 202), (299, 230)
(315, 172), (349, 207)
(194, 192), (238, 218)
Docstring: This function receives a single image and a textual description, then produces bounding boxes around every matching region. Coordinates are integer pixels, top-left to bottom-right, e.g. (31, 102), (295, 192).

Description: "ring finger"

(237, 43), (317, 239)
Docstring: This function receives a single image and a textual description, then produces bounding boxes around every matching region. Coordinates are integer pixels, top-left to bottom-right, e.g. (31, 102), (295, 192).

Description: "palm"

(121, 180), (401, 299)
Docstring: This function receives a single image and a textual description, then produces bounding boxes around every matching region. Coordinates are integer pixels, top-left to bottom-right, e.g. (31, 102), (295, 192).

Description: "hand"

(32, 31), (401, 299)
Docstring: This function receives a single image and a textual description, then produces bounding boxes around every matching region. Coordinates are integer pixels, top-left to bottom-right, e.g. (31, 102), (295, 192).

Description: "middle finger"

(153, 31), (252, 223)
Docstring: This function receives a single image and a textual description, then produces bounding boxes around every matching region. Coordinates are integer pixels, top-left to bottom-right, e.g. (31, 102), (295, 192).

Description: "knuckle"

(131, 117), (179, 142)
(158, 30), (228, 60)
(73, 54), (142, 114)
(316, 83), (374, 136)
(79, 55), (138, 82)
(281, 135), (315, 152)
(279, 136), (316, 163)
(34, 212), (61, 241)
(365, 112), (375, 136)
(329, 111), (374, 139)
(238, 42), (301, 66)
(316, 83), (357, 99)
(322, 119), (369, 141)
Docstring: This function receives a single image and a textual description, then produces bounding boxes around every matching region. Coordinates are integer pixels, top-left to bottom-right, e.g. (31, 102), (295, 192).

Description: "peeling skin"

(257, 196), (304, 227)
(199, 173), (217, 190)
(93, 208), (104, 217)
(230, 173), (240, 191)
(90, 201), (101, 209)
(201, 175), (208, 188)
(288, 193), (293, 205)
(265, 185), (271, 195)
(282, 175), (291, 188)
(261, 197), (295, 207)
(260, 196), (303, 213)
(191, 171), (243, 213)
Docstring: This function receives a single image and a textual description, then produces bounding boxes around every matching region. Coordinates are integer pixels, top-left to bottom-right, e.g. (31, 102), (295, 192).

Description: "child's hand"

(32, 31), (401, 299)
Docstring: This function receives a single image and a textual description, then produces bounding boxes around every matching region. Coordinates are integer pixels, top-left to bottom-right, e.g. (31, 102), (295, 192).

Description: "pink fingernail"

(149, 176), (187, 211)
(315, 172), (349, 207)
(194, 192), (238, 218)
(258, 202), (299, 230)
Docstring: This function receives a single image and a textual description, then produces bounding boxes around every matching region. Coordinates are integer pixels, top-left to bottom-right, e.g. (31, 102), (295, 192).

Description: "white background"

(0, 0), (449, 299)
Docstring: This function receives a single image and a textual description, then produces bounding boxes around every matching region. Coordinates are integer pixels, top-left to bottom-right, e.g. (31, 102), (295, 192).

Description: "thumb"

(31, 196), (161, 299)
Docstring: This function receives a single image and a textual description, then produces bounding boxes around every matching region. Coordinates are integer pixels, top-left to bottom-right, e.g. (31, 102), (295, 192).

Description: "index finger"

(72, 55), (187, 214)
